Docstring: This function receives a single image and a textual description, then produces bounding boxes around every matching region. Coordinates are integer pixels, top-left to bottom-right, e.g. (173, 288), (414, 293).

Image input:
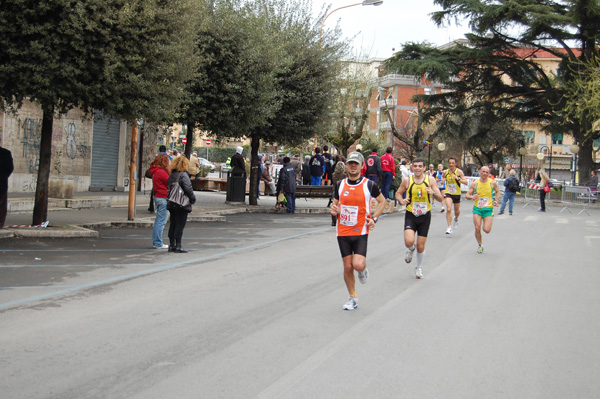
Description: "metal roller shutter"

(90, 111), (120, 190)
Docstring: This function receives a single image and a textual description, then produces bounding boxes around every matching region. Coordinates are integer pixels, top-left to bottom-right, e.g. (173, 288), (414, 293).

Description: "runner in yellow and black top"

(443, 157), (468, 235)
(465, 165), (500, 254)
(395, 158), (444, 279)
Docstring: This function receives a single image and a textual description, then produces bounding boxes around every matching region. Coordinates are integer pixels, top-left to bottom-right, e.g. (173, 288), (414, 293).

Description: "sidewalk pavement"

(2, 190), (332, 239)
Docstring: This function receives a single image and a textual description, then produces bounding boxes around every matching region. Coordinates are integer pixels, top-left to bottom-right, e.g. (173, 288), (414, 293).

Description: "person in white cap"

(230, 146), (246, 177)
(330, 151), (386, 311)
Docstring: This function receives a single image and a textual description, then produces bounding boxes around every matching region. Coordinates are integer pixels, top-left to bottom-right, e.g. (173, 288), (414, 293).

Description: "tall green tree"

(385, 0), (600, 178)
(0, 0), (197, 224)
(180, 0), (343, 204)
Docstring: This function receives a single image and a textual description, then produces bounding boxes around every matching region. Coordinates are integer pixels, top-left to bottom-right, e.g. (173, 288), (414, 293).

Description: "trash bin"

(226, 171), (246, 202)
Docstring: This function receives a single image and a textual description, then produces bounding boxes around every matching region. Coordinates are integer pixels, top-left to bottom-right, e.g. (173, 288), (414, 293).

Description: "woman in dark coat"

(167, 156), (196, 253)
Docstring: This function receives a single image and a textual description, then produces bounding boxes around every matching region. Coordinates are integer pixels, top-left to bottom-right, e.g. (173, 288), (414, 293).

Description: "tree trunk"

(248, 137), (260, 206)
(185, 119), (194, 159)
(32, 106), (54, 226)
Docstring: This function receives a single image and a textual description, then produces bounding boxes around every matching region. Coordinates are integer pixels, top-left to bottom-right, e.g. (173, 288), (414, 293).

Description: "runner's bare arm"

(427, 176), (444, 202)
(367, 193), (387, 230)
(465, 182), (478, 200)
(492, 181), (500, 206)
(394, 177), (410, 204)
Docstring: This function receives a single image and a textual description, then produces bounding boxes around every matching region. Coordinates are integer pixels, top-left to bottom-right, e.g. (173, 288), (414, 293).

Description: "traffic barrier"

(523, 183), (539, 209)
(560, 185), (595, 216)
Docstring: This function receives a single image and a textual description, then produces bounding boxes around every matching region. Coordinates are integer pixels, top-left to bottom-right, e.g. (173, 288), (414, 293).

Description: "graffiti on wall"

(19, 118), (42, 173)
(63, 122), (92, 160)
(22, 174), (37, 192)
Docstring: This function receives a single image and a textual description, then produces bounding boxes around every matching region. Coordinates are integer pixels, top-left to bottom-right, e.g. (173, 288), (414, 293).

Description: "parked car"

(198, 157), (216, 172)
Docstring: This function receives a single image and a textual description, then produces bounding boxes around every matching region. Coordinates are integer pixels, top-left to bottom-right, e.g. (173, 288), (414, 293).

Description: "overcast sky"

(313, 0), (471, 59)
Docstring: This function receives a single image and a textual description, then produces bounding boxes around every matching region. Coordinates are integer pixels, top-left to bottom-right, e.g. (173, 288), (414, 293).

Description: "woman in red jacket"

(150, 154), (170, 249)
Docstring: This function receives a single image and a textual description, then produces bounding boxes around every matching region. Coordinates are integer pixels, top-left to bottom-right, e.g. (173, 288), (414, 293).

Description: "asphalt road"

(1, 207), (598, 398)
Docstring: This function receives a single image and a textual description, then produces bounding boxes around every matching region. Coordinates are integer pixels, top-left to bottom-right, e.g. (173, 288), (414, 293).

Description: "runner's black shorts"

(404, 211), (432, 237)
(337, 235), (368, 258)
(444, 193), (461, 203)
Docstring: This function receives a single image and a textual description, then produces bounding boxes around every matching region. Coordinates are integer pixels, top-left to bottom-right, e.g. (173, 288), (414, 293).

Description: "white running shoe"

(453, 218), (459, 230)
(477, 245), (484, 254)
(405, 246), (415, 263)
(445, 227), (453, 234)
(358, 268), (369, 284)
(415, 268), (423, 279)
(153, 244), (169, 249)
(343, 296), (358, 310)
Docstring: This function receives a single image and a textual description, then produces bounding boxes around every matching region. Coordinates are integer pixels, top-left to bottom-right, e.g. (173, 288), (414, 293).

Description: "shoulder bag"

(167, 174), (191, 209)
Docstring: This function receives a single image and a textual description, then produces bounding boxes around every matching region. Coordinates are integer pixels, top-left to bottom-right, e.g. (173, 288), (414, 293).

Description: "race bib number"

(340, 205), (359, 226)
(477, 197), (489, 208)
(447, 183), (458, 194)
(412, 202), (428, 216)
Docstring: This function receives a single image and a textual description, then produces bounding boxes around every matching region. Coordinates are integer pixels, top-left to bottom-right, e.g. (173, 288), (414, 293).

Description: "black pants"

(539, 189), (546, 211)
(168, 208), (189, 245)
(0, 191), (7, 228)
(148, 189), (155, 212)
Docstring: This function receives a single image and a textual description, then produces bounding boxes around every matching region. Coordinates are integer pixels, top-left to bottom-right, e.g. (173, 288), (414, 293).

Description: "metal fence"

(560, 185), (597, 216)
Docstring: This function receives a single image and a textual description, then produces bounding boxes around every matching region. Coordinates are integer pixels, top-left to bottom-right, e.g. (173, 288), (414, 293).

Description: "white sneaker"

(343, 296), (358, 310)
(358, 268), (369, 284)
(415, 268), (423, 279)
(453, 218), (459, 230)
(477, 245), (484, 254)
(405, 246), (415, 263)
(153, 244), (169, 249)
(445, 227), (453, 234)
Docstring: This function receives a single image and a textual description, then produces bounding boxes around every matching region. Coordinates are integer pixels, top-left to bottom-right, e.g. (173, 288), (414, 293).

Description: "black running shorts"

(404, 211), (431, 237)
(444, 193), (461, 203)
(337, 235), (368, 258)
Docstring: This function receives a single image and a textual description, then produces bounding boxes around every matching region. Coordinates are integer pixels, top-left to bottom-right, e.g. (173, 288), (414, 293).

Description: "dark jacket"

(503, 175), (520, 193)
(366, 153), (382, 179)
(167, 171), (196, 212)
(0, 147), (14, 193)
(230, 153), (246, 177)
(309, 154), (325, 177)
(277, 162), (297, 194)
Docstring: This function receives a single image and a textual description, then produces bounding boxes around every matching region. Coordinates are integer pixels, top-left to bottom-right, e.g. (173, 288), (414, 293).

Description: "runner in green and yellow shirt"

(465, 165), (500, 254)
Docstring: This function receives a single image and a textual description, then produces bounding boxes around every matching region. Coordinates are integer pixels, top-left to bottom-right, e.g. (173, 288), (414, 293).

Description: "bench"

(191, 177), (227, 192)
(295, 185), (333, 198)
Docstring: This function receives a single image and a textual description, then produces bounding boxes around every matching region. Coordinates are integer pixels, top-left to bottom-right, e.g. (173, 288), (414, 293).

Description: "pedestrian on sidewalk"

(261, 160), (277, 195)
(0, 145), (14, 228)
(330, 151), (386, 310)
(276, 157), (297, 214)
(380, 147), (395, 200)
(150, 154), (170, 249)
(499, 169), (519, 215)
(167, 156), (196, 253)
(148, 145), (171, 213)
(537, 170), (550, 212)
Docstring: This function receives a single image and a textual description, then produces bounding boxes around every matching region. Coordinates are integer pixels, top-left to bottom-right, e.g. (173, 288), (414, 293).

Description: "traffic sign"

(206, 139), (211, 146)
(182, 137), (187, 145)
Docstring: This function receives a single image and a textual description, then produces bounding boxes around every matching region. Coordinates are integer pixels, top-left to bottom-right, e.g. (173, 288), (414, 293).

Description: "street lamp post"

(319, 0), (384, 45)
(519, 145), (527, 182)
(537, 145), (552, 178)
(570, 143), (580, 184)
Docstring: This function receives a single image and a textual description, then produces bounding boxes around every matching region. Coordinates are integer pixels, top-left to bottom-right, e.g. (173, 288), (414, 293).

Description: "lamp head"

(519, 147), (528, 156)
(536, 152), (544, 160)
(437, 142), (446, 151)
(570, 144), (580, 154)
